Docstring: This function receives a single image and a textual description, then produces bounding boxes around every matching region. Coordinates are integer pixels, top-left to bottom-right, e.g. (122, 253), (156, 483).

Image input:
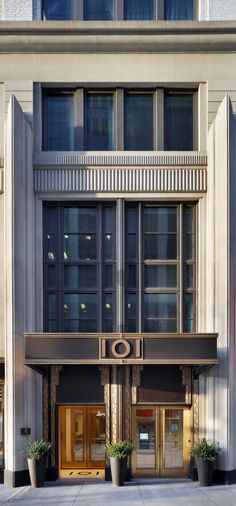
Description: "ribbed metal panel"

(34, 168), (207, 193)
(34, 151), (207, 167)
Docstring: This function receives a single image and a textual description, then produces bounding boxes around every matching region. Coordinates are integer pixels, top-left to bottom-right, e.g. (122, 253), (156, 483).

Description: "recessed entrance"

(59, 406), (106, 474)
(132, 406), (191, 477)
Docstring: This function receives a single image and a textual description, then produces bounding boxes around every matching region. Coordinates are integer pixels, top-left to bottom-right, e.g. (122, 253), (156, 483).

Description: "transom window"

(42, 88), (196, 151)
(44, 202), (196, 333)
(42, 0), (195, 20)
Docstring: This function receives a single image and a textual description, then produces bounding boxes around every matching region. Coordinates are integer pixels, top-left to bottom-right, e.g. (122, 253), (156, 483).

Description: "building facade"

(1, 0), (236, 487)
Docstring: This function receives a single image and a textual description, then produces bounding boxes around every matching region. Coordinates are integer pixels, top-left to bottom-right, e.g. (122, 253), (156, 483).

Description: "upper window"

(164, 0), (194, 20)
(43, 0), (74, 20)
(124, 93), (153, 150)
(42, 88), (196, 152)
(43, 92), (74, 151)
(124, 0), (153, 20)
(85, 92), (115, 150)
(164, 91), (194, 151)
(43, 0), (195, 21)
(84, 0), (114, 20)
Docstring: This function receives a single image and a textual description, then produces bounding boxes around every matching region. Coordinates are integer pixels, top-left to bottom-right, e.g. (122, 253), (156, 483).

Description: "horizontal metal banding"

(34, 168), (207, 193)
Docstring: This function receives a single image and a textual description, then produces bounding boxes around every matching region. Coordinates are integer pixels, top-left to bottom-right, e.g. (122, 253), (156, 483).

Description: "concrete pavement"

(0, 478), (236, 506)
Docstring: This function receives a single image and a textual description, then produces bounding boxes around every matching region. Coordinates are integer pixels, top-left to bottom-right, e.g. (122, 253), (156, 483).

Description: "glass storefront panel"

(164, 409), (184, 469)
(136, 409), (156, 469)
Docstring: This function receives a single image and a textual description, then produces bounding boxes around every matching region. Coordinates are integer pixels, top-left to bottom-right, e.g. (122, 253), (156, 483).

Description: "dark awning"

(24, 332), (218, 367)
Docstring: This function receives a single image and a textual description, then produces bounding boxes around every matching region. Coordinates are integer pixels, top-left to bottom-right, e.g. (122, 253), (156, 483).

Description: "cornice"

(1, 21), (236, 53)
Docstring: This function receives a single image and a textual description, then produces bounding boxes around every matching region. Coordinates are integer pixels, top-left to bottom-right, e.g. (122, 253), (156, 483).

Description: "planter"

(110, 456), (127, 486)
(196, 457), (214, 486)
(27, 458), (46, 488)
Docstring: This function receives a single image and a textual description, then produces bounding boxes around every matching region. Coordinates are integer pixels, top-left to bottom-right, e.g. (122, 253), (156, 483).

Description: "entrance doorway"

(132, 406), (191, 477)
(59, 406), (106, 472)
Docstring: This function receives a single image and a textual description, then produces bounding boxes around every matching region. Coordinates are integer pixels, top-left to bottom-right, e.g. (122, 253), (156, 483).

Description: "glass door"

(132, 406), (190, 477)
(60, 406), (106, 469)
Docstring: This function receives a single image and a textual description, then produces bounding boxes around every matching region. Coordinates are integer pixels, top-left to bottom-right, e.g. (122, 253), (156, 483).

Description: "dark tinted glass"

(44, 0), (73, 20)
(124, 0), (153, 19)
(85, 94), (114, 150)
(144, 265), (177, 288)
(144, 208), (177, 233)
(165, 93), (193, 151)
(125, 94), (153, 150)
(164, 0), (194, 20)
(84, 0), (114, 19)
(144, 235), (177, 260)
(43, 94), (74, 151)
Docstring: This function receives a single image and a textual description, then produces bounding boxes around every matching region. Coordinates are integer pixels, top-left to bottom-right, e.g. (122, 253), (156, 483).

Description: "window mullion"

(116, 89), (124, 150)
(77, 0), (83, 19)
(116, 0), (123, 19)
(116, 199), (124, 332)
(157, 0), (164, 19)
(98, 204), (103, 332)
(76, 88), (84, 150)
(138, 203), (142, 333)
(179, 204), (183, 333)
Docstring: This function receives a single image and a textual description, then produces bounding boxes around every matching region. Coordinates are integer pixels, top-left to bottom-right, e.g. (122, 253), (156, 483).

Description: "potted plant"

(106, 440), (134, 487)
(23, 439), (52, 488)
(191, 438), (221, 486)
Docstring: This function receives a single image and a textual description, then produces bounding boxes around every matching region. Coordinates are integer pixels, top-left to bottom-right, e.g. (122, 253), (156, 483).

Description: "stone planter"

(110, 456), (127, 486)
(196, 457), (214, 486)
(27, 458), (46, 488)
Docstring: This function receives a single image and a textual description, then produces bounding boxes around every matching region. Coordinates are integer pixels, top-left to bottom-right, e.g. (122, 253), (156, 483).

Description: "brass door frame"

(59, 405), (106, 470)
(131, 406), (191, 478)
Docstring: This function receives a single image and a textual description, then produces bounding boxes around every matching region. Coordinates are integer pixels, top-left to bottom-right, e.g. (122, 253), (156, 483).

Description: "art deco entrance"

(132, 407), (191, 477)
(59, 406), (106, 471)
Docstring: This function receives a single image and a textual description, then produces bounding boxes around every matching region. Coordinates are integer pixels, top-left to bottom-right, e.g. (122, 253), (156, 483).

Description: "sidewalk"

(0, 478), (236, 506)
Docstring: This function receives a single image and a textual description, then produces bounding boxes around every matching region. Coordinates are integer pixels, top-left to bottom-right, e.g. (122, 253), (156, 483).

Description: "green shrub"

(190, 439), (221, 462)
(23, 439), (52, 460)
(106, 440), (134, 459)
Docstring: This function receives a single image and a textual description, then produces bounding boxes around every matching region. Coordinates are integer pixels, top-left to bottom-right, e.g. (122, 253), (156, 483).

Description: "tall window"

(84, 0), (114, 20)
(164, 91), (194, 151)
(125, 204), (196, 332)
(124, 93), (153, 150)
(43, 93), (74, 151)
(43, 0), (73, 20)
(44, 204), (116, 332)
(85, 93), (115, 150)
(124, 0), (153, 20)
(44, 202), (195, 333)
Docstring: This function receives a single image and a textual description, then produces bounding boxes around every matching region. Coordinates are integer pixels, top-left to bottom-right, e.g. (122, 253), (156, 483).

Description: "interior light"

(64, 252), (68, 260)
(105, 303), (111, 309)
(48, 252), (55, 260)
(128, 303), (131, 309)
(85, 235), (91, 240)
(47, 234), (50, 239)
(106, 234), (111, 240)
(64, 304), (68, 310)
(80, 303), (86, 310)
(64, 234), (68, 239)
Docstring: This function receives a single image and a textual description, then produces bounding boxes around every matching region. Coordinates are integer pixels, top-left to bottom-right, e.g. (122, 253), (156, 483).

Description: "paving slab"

(0, 478), (236, 506)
